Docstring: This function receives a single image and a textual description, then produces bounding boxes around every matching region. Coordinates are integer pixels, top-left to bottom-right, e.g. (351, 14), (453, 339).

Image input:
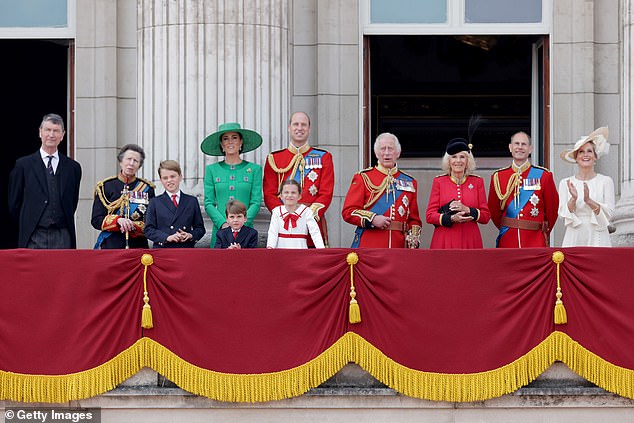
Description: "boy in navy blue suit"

(144, 160), (206, 247)
(215, 200), (259, 249)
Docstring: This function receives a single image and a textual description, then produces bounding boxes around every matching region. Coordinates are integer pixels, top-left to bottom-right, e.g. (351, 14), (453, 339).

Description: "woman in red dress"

(426, 138), (491, 249)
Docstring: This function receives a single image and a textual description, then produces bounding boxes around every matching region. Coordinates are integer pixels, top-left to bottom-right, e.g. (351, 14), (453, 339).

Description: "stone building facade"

(58, 0), (633, 249)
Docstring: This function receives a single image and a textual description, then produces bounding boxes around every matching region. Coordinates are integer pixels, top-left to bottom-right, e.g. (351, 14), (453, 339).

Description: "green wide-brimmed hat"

(200, 122), (263, 156)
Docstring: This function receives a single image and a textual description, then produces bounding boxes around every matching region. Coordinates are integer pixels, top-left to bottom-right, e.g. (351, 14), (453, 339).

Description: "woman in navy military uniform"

(91, 144), (155, 249)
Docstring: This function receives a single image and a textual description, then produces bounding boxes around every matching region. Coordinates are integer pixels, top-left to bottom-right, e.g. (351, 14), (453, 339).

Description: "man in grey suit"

(8, 114), (82, 248)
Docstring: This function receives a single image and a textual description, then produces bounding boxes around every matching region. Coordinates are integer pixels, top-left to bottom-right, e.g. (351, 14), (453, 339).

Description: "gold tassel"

(141, 254), (154, 329)
(552, 251), (567, 325)
(347, 252), (361, 324)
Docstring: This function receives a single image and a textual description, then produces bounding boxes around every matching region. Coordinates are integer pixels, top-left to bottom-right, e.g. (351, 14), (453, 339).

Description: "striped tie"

(46, 156), (54, 175)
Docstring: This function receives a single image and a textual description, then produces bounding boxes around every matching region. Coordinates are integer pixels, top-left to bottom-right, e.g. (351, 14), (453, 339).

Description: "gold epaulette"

(269, 147), (287, 155)
(93, 175), (155, 190)
(136, 177), (156, 189)
(398, 169), (415, 179)
(357, 166), (374, 175)
(94, 176), (121, 213)
(267, 150), (300, 174)
(94, 175), (117, 190)
(492, 165), (511, 174)
(532, 164), (552, 173)
(434, 173), (447, 178)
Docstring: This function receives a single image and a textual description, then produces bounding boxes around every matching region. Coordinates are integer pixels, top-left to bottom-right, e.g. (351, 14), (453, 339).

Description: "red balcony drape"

(1, 248), (633, 403)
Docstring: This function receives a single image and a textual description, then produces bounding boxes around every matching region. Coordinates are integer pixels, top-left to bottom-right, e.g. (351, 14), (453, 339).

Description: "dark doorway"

(369, 35), (541, 161)
(1, 39), (69, 248)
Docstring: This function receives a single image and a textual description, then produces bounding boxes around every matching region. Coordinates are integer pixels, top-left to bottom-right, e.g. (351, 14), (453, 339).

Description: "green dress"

(204, 160), (263, 247)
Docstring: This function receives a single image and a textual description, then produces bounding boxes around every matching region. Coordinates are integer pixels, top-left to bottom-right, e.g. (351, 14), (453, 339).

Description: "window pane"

(465, 0), (541, 24)
(370, 35), (535, 158)
(371, 0), (446, 24)
(0, 0), (67, 27)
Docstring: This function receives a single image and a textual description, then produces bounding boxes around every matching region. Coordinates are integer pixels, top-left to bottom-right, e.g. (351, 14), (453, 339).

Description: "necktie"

(233, 231), (238, 240)
(171, 194), (178, 207)
(46, 155), (54, 175)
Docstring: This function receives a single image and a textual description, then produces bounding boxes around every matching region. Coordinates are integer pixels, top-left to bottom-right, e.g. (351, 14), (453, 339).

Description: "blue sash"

(94, 183), (151, 249)
(496, 167), (544, 247)
(351, 173), (413, 248)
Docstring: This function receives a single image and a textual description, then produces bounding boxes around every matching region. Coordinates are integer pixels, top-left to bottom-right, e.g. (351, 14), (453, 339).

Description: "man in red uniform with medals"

(263, 112), (334, 246)
(342, 132), (422, 248)
(487, 131), (559, 248)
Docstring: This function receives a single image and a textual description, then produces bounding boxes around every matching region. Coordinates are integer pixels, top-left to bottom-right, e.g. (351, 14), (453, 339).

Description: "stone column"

(613, 0), (634, 245)
(137, 0), (289, 197)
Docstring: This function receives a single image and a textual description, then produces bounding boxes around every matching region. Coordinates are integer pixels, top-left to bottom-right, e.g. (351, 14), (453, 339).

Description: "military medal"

(529, 193), (540, 216)
(309, 185), (318, 196)
(529, 193), (539, 206)
(395, 179), (415, 192)
(523, 178), (541, 191)
(307, 170), (318, 182)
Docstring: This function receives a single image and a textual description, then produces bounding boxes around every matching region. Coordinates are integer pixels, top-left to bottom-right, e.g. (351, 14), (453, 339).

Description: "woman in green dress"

(201, 122), (263, 247)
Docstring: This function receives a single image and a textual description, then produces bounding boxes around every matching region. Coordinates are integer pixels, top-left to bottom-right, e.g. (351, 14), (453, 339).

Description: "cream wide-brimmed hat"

(560, 126), (609, 164)
(200, 122), (263, 156)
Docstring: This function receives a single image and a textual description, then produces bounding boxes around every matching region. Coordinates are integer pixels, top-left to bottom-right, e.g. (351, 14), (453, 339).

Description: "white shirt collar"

(167, 190), (181, 200)
(40, 149), (59, 160)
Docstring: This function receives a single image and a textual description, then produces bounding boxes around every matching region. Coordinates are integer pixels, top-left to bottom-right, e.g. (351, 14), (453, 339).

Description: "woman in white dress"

(558, 126), (615, 247)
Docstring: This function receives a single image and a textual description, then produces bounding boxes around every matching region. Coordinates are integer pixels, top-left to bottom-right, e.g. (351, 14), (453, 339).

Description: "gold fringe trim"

(3, 332), (634, 403)
(350, 331), (634, 402)
(0, 339), (144, 403)
(139, 336), (353, 403)
(554, 331), (634, 400)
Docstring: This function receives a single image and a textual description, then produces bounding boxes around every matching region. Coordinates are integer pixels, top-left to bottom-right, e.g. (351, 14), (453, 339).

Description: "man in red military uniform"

(263, 111), (334, 246)
(342, 132), (422, 248)
(487, 131), (559, 248)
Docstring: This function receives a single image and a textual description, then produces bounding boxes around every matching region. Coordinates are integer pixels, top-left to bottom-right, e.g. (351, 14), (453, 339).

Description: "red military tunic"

(263, 143), (334, 245)
(426, 174), (491, 249)
(487, 162), (559, 248)
(342, 165), (422, 248)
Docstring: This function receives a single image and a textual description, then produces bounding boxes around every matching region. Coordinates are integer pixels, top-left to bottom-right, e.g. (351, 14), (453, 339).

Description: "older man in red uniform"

(342, 133), (422, 248)
(487, 131), (559, 248)
(263, 111), (334, 246)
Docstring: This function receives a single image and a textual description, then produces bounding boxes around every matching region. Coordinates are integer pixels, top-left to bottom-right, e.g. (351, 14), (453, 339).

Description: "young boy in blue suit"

(144, 160), (206, 247)
(215, 200), (259, 249)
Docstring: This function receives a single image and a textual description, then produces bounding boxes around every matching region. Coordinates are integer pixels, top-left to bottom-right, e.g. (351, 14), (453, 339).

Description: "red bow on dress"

(283, 213), (299, 230)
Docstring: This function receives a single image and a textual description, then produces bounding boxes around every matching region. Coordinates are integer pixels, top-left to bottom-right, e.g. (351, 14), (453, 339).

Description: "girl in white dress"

(267, 180), (325, 249)
(558, 127), (615, 247)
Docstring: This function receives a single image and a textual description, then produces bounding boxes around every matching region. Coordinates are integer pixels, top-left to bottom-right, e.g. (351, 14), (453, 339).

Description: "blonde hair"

(440, 151), (477, 175)
(158, 160), (182, 177)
